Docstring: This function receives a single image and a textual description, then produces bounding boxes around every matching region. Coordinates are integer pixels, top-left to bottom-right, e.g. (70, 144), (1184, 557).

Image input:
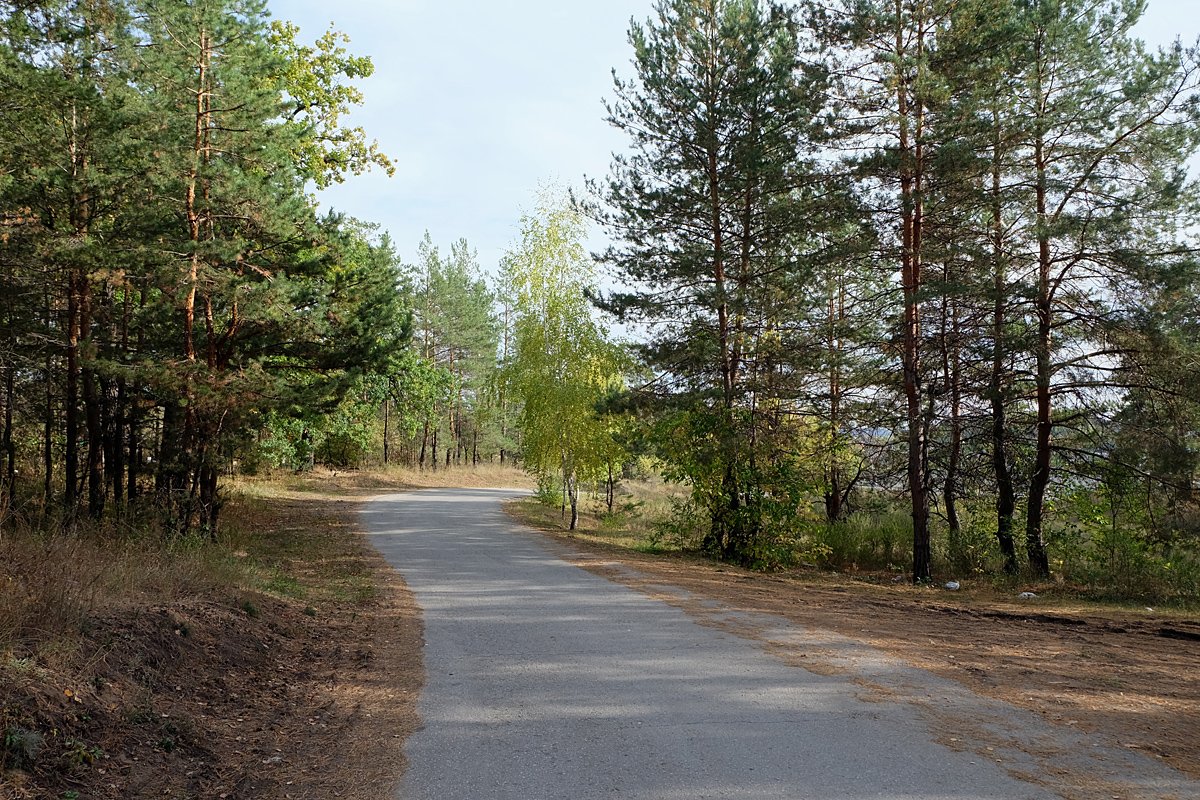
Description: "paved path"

(361, 489), (1171, 800)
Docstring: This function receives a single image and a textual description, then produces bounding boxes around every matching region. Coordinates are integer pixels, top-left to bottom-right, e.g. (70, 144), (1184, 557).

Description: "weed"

(240, 599), (260, 619)
(264, 571), (304, 599)
(61, 738), (103, 768)
(598, 499), (644, 531)
(534, 480), (563, 508)
(3, 725), (44, 769)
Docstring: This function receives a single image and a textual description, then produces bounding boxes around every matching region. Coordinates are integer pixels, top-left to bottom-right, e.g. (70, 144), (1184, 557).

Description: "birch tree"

(502, 198), (626, 530)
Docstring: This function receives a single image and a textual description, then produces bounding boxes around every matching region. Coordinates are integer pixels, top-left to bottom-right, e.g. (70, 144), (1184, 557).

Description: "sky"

(267, 0), (1200, 276)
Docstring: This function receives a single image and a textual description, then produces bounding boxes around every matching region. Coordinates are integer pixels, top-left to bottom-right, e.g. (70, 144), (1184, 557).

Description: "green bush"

(534, 478), (563, 508)
(1053, 522), (1200, 605)
(939, 503), (1002, 575)
(645, 497), (708, 552)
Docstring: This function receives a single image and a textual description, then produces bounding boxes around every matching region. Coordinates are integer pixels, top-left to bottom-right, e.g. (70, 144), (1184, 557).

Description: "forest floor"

(0, 465), (528, 800)
(509, 496), (1200, 793)
(7, 468), (1194, 798)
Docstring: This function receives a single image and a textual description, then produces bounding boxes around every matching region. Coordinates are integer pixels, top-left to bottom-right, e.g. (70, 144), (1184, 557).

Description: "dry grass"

(0, 526), (248, 667)
(514, 477), (694, 552)
(509, 480), (1200, 619)
(233, 462), (534, 500)
(0, 462), (532, 666)
(0, 468), (441, 799)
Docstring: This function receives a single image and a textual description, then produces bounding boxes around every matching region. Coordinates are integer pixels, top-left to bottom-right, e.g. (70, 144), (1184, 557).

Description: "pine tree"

(1001, 0), (1200, 576)
(820, 0), (952, 581)
(409, 232), (498, 469)
(593, 0), (828, 564)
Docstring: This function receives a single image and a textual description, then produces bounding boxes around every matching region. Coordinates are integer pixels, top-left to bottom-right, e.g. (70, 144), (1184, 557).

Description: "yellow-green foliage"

(500, 194), (629, 486)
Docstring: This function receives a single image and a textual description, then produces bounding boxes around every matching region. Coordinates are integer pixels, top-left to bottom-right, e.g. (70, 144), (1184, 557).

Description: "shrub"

(645, 497), (708, 552)
(939, 502), (1003, 575)
(534, 477), (563, 508)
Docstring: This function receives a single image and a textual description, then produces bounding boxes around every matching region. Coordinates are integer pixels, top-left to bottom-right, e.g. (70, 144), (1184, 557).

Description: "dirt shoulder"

(1, 482), (423, 800)
(507, 499), (1200, 786)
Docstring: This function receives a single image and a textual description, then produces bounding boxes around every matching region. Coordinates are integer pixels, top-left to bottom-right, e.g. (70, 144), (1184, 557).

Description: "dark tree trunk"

(896, 12), (930, 583)
(43, 336), (53, 510)
(158, 401), (185, 501)
(940, 275), (963, 556)
(989, 106), (1019, 574)
(129, 280), (146, 503)
(82, 332), (105, 521)
(2, 364), (14, 506)
(127, 397), (140, 503)
(825, 282), (844, 523)
(198, 463), (220, 540)
(419, 420), (428, 468)
(1025, 84), (1052, 579)
(606, 461), (615, 515)
(382, 396), (390, 466)
(111, 376), (125, 508)
(65, 272), (80, 513)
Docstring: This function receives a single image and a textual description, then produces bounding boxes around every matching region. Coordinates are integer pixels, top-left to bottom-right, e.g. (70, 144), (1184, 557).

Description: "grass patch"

(508, 477), (694, 553)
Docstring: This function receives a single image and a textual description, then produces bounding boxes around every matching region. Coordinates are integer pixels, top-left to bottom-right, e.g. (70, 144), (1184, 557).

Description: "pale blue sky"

(267, 0), (1198, 274)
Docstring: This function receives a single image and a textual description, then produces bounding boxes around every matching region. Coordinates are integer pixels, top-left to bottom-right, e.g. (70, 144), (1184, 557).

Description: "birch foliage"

(501, 199), (626, 526)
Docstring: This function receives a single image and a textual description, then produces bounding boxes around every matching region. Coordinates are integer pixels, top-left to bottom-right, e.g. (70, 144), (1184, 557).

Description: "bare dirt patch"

(1, 490), (423, 800)
(508, 499), (1200, 786)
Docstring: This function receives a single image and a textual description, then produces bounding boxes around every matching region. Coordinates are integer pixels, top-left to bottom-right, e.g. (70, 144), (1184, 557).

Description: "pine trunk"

(65, 272), (80, 514)
(81, 281), (104, 520)
(897, 5), (930, 583)
(2, 364), (14, 508)
(382, 396), (390, 465)
(990, 107), (1019, 574)
(1025, 49), (1052, 579)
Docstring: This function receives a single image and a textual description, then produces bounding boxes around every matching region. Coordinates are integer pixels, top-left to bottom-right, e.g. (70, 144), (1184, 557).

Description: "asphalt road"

(362, 488), (1059, 800)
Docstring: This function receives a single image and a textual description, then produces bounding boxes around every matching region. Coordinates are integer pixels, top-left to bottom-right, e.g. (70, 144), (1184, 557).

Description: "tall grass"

(806, 511), (912, 573)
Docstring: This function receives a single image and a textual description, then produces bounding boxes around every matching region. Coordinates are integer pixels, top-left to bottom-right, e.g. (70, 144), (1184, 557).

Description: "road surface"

(361, 488), (1180, 800)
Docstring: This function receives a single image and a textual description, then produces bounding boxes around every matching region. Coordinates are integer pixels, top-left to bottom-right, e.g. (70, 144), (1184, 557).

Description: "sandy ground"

(508, 501), (1200, 795)
(0, 492), (423, 800)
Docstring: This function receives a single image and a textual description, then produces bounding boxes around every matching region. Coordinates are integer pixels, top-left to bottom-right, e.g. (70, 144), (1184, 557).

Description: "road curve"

(363, 488), (1052, 800)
